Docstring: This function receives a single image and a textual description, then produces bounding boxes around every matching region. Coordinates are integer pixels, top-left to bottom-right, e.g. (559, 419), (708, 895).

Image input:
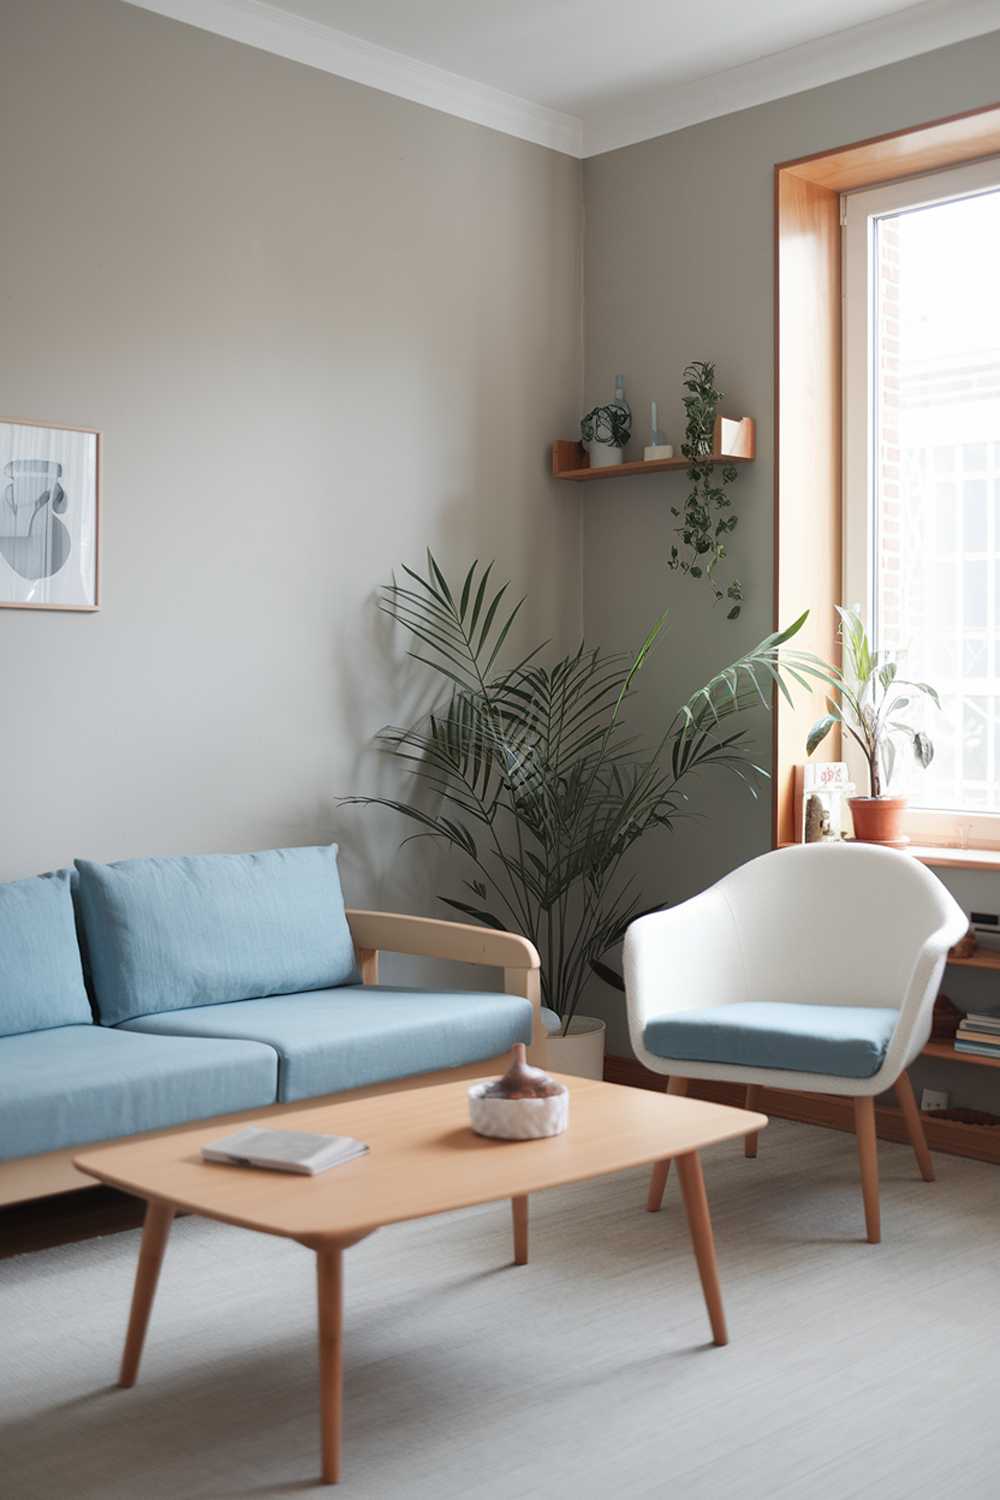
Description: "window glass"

(873, 187), (1000, 811)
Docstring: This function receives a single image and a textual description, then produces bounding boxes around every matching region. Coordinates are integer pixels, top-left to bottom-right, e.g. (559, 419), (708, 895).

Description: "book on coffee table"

(202, 1126), (368, 1175)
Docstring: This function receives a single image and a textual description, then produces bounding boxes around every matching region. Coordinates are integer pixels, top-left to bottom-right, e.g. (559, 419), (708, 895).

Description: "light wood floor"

(2, 1118), (998, 1499)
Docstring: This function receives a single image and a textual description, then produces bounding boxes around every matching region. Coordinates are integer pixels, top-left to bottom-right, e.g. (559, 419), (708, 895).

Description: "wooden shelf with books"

(946, 947), (1000, 971)
(922, 1039), (1000, 1070)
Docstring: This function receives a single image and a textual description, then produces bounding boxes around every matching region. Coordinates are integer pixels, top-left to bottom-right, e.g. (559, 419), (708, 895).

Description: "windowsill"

(909, 845), (1000, 871)
(779, 840), (1000, 869)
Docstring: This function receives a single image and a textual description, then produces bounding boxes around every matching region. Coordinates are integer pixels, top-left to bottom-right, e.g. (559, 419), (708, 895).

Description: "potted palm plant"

(345, 554), (826, 1074)
(806, 606), (938, 847)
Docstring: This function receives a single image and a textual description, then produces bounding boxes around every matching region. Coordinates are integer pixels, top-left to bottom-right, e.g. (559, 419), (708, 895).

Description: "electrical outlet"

(921, 1088), (949, 1113)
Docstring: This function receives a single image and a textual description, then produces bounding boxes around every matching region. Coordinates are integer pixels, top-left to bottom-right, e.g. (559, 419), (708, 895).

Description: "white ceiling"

(126, 0), (1000, 155)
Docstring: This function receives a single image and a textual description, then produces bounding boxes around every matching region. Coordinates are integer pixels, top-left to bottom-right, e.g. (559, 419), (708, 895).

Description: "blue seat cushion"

(75, 845), (358, 1026)
(0, 1025), (278, 1161)
(0, 869), (92, 1037)
(643, 1002), (900, 1080)
(120, 985), (535, 1102)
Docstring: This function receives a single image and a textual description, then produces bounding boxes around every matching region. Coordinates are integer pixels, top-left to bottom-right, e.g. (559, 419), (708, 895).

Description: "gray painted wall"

(0, 0), (583, 952)
(4, 1), (1000, 1098)
(582, 32), (1000, 1063)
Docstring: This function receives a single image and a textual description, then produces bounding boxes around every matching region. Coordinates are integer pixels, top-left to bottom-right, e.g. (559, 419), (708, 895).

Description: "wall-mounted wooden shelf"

(551, 415), (755, 482)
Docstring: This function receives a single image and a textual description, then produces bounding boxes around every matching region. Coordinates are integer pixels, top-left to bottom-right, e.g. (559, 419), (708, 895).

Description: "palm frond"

(344, 557), (820, 1028)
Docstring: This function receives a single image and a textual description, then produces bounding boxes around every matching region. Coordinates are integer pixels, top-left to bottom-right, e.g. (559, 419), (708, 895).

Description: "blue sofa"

(0, 846), (543, 1205)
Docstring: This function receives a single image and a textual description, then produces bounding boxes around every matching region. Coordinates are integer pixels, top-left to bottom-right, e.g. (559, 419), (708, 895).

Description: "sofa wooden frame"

(0, 910), (543, 1210)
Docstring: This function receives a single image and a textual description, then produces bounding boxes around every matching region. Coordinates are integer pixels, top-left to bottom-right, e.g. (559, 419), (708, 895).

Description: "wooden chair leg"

(647, 1077), (688, 1212)
(895, 1071), (935, 1182)
(512, 1195), (528, 1265)
(317, 1245), (344, 1485)
(119, 1199), (175, 1388)
(676, 1151), (728, 1346)
(853, 1096), (881, 1244)
(744, 1084), (762, 1158)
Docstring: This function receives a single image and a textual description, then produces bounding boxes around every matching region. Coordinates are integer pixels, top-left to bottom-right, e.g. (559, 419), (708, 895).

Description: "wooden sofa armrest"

(345, 909), (544, 1055)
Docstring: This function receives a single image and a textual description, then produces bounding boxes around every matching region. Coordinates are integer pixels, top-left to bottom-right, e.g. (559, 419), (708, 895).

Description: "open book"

(202, 1126), (368, 1176)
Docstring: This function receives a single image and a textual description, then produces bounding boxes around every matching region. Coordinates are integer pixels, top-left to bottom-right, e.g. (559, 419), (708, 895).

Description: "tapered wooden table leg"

(512, 1195), (528, 1265)
(676, 1151), (728, 1347)
(119, 1199), (175, 1387)
(896, 1071), (935, 1182)
(317, 1246), (344, 1485)
(854, 1096), (881, 1244)
(744, 1085), (762, 1158)
(647, 1077), (688, 1212)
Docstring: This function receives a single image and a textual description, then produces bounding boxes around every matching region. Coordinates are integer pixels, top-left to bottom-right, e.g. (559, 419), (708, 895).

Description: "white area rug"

(2, 1120), (999, 1499)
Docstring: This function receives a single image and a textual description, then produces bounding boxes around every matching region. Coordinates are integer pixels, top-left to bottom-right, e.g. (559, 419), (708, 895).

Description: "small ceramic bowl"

(468, 1081), (569, 1140)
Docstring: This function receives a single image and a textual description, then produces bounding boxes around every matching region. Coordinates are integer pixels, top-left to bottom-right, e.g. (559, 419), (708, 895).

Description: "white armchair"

(624, 843), (967, 1242)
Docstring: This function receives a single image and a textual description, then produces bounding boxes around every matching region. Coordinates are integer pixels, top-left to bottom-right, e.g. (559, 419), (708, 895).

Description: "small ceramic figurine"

(804, 793), (831, 843)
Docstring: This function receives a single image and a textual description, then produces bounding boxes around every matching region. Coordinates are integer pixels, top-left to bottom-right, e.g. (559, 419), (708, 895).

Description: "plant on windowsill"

(805, 605), (939, 848)
(343, 552), (828, 1069)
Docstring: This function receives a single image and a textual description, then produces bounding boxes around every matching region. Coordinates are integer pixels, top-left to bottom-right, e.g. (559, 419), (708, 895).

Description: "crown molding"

(121, 0), (584, 157)
(122, 0), (1000, 161)
(582, 0), (1000, 156)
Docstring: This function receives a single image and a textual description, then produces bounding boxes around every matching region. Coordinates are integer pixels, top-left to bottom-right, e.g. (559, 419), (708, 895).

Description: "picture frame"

(794, 761), (853, 843)
(0, 417), (101, 611)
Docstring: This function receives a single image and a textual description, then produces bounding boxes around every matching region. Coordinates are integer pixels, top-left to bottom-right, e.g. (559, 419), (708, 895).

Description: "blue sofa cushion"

(0, 870), (92, 1037)
(0, 1024), (278, 1161)
(75, 845), (358, 1026)
(120, 985), (534, 1101)
(643, 1002), (900, 1080)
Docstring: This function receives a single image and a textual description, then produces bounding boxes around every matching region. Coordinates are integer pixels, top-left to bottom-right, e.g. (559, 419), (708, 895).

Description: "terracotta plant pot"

(848, 795), (909, 849)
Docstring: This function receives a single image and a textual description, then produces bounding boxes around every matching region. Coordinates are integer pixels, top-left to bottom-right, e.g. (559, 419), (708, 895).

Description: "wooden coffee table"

(75, 1075), (766, 1484)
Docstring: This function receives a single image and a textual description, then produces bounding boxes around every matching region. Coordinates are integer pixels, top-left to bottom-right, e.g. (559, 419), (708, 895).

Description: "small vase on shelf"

(643, 400), (673, 462)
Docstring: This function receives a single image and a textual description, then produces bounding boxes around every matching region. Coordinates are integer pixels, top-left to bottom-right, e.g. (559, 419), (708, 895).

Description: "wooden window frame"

(773, 101), (1000, 856)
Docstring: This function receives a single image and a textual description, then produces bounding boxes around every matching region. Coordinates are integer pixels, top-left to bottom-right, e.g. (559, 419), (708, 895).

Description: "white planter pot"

(587, 442), (624, 469)
(543, 1016), (606, 1080)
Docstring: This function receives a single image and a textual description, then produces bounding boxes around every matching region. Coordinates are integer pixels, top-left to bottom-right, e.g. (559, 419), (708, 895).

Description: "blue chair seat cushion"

(120, 985), (535, 1102)
(643, 1002), (900, 1080)
(0, 1025), (278, 1161)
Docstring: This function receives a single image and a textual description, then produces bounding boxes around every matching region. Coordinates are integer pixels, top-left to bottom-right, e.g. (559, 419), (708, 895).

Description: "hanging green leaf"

(666, 360), (743, 616)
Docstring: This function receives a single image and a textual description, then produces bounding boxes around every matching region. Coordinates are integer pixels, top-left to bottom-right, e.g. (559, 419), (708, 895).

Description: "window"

(844, 157), (1000, 847)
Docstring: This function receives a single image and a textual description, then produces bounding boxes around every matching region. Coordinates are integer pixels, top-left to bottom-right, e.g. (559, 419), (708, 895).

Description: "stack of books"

(955, 1010), (1000, 1059)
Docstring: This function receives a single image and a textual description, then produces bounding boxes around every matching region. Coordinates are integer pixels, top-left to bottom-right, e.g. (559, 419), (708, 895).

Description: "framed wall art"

(0, 418), (101, 611)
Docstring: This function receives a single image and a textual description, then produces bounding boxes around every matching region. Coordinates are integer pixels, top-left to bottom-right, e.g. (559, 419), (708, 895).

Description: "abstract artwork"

(0, 419), (100, 610)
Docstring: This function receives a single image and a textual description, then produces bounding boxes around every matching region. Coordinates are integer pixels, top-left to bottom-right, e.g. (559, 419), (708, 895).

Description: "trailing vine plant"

(667, 360), (743, 620)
